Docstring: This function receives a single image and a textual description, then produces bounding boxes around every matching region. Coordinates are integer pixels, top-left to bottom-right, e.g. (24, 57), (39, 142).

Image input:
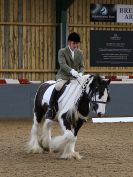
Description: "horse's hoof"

(60, 152), (82, 160)
(59, 155), (69, 160)
(73, 152), (82, 160)
(31, 148), (43, 154)
(60, 153), (73, 160)
(26, 145), (43, 154)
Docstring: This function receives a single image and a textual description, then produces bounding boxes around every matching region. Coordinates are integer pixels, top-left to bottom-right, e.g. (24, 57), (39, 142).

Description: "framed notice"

(90, 30), (133, 67)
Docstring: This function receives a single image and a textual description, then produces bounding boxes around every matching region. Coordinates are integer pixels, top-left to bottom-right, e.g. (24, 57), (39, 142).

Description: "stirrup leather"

(45, 107), (56, 119)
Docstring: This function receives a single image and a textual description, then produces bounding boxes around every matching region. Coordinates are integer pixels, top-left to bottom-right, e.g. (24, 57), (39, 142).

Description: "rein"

(90, 92), (108, 105)
(76, 75), (93, 92)
(75, 76), (93, 106)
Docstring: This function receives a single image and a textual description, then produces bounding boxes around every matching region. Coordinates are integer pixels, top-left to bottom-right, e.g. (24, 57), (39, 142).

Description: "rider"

(45, 32), (85, 119)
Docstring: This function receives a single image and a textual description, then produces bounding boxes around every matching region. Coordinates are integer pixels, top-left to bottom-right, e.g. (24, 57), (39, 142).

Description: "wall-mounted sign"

(90, 4), (117, 22)
(90, 4), (133, 23)
(117, 4), (133, 23)
(90, 30), (133, 67)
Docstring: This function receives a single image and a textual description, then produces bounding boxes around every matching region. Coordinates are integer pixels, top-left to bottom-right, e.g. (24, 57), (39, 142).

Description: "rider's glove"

(70, 69), (80, 78)
(79, 73), (83, 77)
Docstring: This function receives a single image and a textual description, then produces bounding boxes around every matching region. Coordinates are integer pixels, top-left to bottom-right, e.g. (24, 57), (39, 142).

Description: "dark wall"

(0, 83), (132, 118)
(0, 84), (39, 118)
(106, 84), (133, 117)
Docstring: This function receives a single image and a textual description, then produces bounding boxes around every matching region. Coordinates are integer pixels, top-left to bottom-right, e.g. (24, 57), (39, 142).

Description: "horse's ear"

(106, 79), (111, 85)
(94, 74), (102, 85)
(94, 74), (100, 79)
(90, 74), (102, 89)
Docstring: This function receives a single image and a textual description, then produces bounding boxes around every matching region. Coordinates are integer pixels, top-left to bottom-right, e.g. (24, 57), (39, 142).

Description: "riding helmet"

(67, 32), (81, 42)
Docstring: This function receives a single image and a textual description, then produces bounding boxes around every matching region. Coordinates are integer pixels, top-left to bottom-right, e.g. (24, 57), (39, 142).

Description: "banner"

(117, 4), (133, 23)
(90, 4), (117, 22)
(90, 4), (133, 23)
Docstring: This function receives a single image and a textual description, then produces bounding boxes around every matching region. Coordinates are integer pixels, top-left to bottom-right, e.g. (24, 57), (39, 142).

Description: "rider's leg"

(45, 79), (68, 119)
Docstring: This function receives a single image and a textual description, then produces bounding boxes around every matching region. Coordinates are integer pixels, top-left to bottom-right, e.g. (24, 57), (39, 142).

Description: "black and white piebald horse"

(27, 74), (111, 159)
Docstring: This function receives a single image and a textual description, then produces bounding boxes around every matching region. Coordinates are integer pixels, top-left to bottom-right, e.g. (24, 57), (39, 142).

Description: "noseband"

(90, 91), (108, 105)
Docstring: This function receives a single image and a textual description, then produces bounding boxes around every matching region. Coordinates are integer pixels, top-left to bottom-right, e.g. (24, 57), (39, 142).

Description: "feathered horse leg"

(40, 119), (53, 151)
(27, 113), (43, 153)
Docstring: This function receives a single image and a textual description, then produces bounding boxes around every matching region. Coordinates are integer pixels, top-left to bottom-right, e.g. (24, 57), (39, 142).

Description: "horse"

(27, 74), (111, 159)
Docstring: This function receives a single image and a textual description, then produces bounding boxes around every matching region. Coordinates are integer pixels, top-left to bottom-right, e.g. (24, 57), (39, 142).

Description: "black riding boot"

(45, 88), (59, 119)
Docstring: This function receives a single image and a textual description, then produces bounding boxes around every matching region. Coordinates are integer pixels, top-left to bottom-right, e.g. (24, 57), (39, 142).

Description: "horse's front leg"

(40, 118), (71, 153)
(74, 117), (85, 137)
(50, 129), (75, 153)
(59, 115), (84, 159)
(71, 117), (85, 159)
(40, 119), (53, 151)
(60, 134), (81, 159)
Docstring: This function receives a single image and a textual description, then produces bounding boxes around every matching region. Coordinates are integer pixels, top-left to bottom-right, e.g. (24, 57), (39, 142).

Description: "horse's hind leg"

(40, 119), (73, 153)
(40, 119), (53, 151)
(27, 113), (43, 153)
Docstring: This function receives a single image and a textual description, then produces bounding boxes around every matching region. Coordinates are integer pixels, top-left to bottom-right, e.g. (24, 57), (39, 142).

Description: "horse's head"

(88, 75), (111, 117)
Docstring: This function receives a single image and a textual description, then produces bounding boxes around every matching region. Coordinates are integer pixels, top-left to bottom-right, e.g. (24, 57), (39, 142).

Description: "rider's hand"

(79, 73), (83, 77)
(70, 69), (80, 78)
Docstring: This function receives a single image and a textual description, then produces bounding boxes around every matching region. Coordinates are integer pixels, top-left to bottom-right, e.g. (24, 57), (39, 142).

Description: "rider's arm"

(78, 50), (84, 74)
(58, 49), (72, 74)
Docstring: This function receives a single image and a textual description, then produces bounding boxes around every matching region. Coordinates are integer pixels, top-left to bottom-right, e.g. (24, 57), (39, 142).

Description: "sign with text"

(90, 4), (117, 22)
(90, 30), (133, 67)
(117, 4), (133, 23)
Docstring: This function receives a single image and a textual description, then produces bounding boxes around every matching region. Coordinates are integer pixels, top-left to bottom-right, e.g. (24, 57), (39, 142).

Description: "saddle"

(58, 80), (70, 98)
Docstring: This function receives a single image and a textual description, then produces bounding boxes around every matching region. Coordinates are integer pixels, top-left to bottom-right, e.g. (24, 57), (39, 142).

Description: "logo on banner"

(100, 6), (108, 15)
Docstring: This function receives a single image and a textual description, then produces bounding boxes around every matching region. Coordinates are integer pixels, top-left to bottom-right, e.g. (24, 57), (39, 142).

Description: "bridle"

(75, 75), (110, 111)
(89, 89), (109, 111)
(90, 88), (109, 104)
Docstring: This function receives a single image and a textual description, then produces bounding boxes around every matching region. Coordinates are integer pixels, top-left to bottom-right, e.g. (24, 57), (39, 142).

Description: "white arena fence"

(0, 78), (41, 84)
(92, 117), (133, 123)
(0, 75), (133, 84)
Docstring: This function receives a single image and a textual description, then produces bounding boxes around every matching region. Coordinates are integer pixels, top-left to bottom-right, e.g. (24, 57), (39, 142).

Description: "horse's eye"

(95, 88), (98, 92)
(98, 95), (102, 99)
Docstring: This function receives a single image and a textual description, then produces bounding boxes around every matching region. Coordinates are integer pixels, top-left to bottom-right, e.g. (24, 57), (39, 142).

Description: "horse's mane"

(59, 74), (91, 104)
(58, 74), (93, 120)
